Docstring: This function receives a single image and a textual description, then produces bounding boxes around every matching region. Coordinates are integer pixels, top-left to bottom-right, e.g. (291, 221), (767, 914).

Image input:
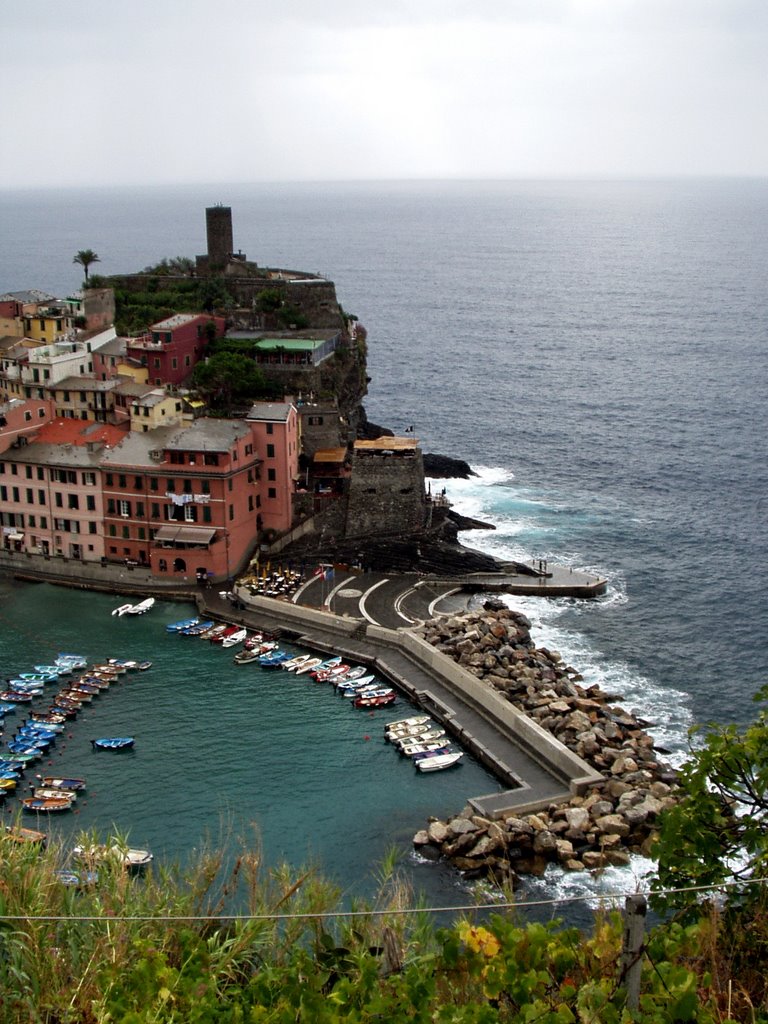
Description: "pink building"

(0, 397), (55, 454)
(245, 401), (300, 534)
(100, 418), (260, 580)
(126, 314), (225, 387)
(0, 417), (125, 558)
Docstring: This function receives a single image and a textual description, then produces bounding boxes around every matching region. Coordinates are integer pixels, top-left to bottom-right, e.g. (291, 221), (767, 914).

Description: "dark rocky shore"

(411, 601), (678, 884)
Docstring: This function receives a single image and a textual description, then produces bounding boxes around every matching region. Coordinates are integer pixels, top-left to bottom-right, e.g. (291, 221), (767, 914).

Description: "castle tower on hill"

(206, 205), (234, 263)
(196, 204), (247, 272)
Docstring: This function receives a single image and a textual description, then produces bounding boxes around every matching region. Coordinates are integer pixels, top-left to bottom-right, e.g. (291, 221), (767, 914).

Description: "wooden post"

(620, 894), (647, 1011)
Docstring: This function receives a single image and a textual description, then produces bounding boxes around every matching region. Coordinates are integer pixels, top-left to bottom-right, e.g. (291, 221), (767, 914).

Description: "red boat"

(353, 691), (397, 708)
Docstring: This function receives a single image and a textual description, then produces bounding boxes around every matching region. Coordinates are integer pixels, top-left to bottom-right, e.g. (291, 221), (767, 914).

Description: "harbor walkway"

(197, 586), (603, 818)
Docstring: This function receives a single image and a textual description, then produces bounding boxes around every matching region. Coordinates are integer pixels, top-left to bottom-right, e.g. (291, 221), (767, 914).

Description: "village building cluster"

(0, 210), (430, 584)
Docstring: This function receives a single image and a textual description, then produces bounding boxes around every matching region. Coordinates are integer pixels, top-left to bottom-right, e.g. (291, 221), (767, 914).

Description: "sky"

(2, 0), (767, 188)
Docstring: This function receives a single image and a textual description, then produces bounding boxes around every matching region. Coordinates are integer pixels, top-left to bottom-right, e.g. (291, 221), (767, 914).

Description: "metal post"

(620, 894), (647, 1011)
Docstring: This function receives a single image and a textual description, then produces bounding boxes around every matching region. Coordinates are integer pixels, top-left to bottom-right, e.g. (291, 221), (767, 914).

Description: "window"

(245, 443), (253, 455)
(24, 411), (32, 421)
(86, 495), (96, 511)
(204, 453), (218, 466)
(203, 506), (212, 523)
(88, 522), (97, 535)
(40, 516), (47, 529)
(266, 423), (274, 435)
(183, 480), (192, 494)
(151, 503), (160, 518)
(118, 475), (127, 488)
(248, 495), (254, 511)
(267, 468), (276, 482)
(134, 476), (142, 489)
(0, 486), (6, 502)
(122, 526), (129, 539)
(201, 480), (210, 494)
(167, 480), (175, 492)
(119, 500), (130, 517)
(28, 515), (36, 527)
(266, 444), (275, 458)
(105, 473), (113, 486)
(82, 471), (96, 485)
(136, 502), (144, 517)
(38, 490), (45, 505)
(63, 391), (70, 402)
(138, 527), (146, 540)
(150, 478), (158, 491)
(184, 505), (197, 522)
(55, 492), (63, 508)
(68, 494), (79, 510)
(37, 467), (43, 480)
(25, 466), (32, 479)
(268, 487), (276, 499)
(26, 488), (33, 503)
(107, 499), (116, 515)
(228, 504), (234, 521)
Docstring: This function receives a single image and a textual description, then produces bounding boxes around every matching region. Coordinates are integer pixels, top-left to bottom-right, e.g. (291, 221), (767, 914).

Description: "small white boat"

(415, 751), (464, 772)
(220, 627), (248, 649)
(111, 603), (133, 617)
(294, 657), (324, 675)
(282, 654), (312, 671)
(385, 715), (431, 731)
(126, 598), (155, 615)
(394, 729), (445, 750)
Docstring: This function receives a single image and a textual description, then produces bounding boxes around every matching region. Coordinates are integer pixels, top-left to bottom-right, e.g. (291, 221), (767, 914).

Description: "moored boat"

(34, 787), (77, 802)
(294, 657), (324, 675)
(281, 654), (313, 672)
(415, 751), (464, 772)
(40, 776), (86, 791)
(126, 597), (155, 615)
(73, 841), (153, 870)
(166, 617), (200, 632)
(220, 627), (248, 648)
(22, 796), (73, 813)
(353, 691), (397, 708)
(91, 737), (135, 751)
(5, 825), (47, 845)
(385, 714), (431, 731)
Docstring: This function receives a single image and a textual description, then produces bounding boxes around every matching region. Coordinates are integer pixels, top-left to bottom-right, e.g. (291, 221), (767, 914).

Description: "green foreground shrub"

(0, 824), (761, 1024)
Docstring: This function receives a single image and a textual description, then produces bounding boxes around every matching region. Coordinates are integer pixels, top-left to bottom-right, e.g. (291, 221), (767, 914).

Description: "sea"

(1, 179), (766, 922)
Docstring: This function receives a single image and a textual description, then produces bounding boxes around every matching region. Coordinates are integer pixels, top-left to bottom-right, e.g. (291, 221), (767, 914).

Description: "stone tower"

(206, 205), (234, 264)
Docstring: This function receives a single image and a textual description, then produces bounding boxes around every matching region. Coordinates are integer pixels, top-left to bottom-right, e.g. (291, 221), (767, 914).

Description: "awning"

(153, 525), (216, 546)
(6, 533), (24, 541)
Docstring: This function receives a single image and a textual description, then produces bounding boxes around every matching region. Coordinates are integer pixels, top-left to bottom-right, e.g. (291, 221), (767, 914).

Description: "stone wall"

(344, 450), (426, 541)
(83, 288), (116, 330)
(410, 603), (679, 882)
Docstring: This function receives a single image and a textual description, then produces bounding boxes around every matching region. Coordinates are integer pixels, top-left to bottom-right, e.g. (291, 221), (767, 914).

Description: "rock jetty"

(411, 600), (678, 883)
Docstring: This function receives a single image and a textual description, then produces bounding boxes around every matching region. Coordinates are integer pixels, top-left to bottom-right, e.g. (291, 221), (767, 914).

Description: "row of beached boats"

(0, 653), (142, 814)
(165, 616), (465, 770)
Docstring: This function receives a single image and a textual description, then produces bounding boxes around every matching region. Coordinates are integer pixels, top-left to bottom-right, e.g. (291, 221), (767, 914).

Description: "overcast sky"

(3, 0), (766, 188)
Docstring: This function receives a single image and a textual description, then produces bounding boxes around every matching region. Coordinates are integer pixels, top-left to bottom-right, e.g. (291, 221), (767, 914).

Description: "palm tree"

(73, 249), (100, 282)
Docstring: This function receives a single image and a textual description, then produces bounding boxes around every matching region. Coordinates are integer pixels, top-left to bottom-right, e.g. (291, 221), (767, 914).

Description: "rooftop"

(0, 289), (58, 305)
(354, 437), (419, 452)
(34, 418), (127, 448)
(151, 314), (200, 330)
(245, 401), (294, 422)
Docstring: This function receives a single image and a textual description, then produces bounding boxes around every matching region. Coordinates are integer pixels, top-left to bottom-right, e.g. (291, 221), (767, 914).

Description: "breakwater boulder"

(411, 601), (678, 882)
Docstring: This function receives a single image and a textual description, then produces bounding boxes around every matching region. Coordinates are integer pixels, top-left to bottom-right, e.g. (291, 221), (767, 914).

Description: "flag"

(323, 567), (335, 581)
(404, 424), (414, 433)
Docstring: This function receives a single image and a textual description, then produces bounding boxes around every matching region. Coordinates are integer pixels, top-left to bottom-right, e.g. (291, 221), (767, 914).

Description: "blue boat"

(0, 702), (17, 716)
(262, 651), (290, 667)
(166, 617), (199, 632)
(91, 737), (135, 751)
(180, 621), (213, 636)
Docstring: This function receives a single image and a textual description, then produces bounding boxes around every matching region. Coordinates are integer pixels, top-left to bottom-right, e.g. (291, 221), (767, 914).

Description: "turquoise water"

(0, 578), (501, 902)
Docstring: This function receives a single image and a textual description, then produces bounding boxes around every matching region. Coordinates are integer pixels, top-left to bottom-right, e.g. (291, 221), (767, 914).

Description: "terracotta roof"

(34, 418), (127, 447)
(313, 447), (347, 463)
(353, 437), (418, 451)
